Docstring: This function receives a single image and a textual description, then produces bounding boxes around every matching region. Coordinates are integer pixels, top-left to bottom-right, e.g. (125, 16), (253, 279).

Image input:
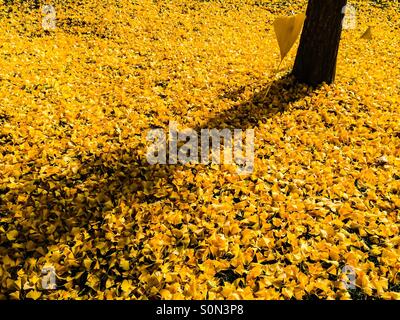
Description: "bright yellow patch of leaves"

(0, 0), (399, 300)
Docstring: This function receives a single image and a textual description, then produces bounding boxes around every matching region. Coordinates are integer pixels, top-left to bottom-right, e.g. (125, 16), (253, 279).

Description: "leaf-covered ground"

(0, 0), (399, 299)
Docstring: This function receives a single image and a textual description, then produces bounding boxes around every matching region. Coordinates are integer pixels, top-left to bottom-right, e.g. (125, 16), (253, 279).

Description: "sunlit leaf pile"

(0, 0), (399, 300)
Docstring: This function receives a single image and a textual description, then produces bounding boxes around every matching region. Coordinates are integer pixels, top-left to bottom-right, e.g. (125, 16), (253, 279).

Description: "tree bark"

(293, 0), (347, 86)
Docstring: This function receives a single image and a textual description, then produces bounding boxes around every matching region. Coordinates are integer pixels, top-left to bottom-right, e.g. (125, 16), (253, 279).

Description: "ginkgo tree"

(293, 0), (348, 85)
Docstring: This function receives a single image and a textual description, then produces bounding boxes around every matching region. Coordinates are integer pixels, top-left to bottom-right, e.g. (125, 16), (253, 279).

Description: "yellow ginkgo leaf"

(26, 290), (41, 300)
(9, 291), (20, 300)
(159, 289), (172, 299)
(119, 258), (130, 271)
(6, 230), (18, 241)
(273, 13), (306, 61)
(360, 27), (373, 40)
(83, 258), (92, 270)
(121, 280), (131, 293)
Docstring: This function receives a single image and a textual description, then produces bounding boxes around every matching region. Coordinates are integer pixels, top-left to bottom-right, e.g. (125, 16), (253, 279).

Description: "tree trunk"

(293, 0), (347, 86)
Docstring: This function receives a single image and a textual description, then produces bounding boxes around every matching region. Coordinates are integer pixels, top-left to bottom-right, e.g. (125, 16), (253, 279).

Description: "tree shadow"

(209, 74), (313, 130)
(1, 74), (315, 298)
